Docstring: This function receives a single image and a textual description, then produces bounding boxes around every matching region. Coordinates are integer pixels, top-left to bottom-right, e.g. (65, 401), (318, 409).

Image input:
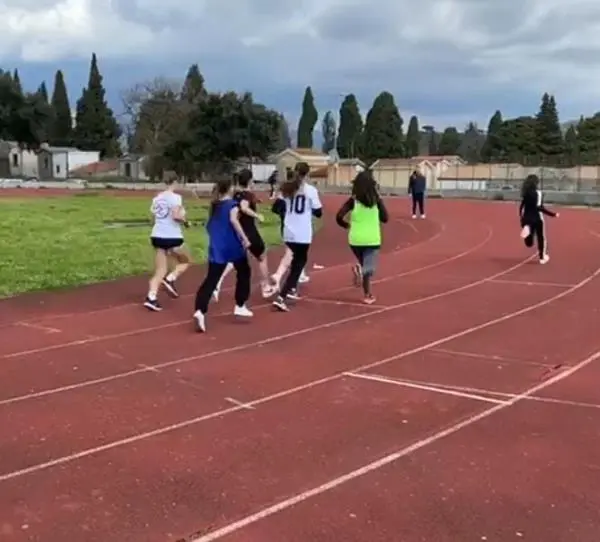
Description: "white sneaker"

(193, 310), (206, 332)
(287, 289), (301, 301)
(412, 214), (417, 219)
(540, 254), (550, 264)
(420, 214), (426, 219)
(261, 284), (276, 298)
(272, 296), (289, 312)
(271, 274), (281, 292)
(234, 305), (253, 317)
(298, 273), (310, 284)
(520, 225), (531, 239)
(212, 288), (220, 302)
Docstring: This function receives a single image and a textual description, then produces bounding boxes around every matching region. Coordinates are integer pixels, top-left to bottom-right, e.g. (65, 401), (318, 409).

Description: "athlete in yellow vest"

(335, 170), (389, 304)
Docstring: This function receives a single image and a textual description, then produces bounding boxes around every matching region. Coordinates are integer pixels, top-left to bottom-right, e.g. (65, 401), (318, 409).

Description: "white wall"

(251, 164), (276, 182)
(52, 153), (68, 179)
(8, 148), (38, 178)
(67, 151), (101, 172)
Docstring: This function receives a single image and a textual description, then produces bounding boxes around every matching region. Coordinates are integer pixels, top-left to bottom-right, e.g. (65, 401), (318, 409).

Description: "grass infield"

(0, 193), (283, 297)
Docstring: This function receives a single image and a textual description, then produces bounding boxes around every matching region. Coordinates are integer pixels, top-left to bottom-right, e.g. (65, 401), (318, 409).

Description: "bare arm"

(229, 207), (251, 247)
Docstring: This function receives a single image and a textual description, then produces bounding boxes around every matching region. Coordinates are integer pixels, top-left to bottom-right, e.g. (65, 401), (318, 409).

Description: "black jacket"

(408, 172), (426, 194)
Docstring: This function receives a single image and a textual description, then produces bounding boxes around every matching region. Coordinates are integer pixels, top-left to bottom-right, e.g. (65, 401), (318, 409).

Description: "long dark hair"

(352, 170), (379, 207)
(521, 174), (539, 199)
(280, 161), (309, 198)
(209, 178), (234, 218)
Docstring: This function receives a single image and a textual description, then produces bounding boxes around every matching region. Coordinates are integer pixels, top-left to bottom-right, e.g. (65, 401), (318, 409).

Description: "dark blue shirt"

(206, 199), (245, 264)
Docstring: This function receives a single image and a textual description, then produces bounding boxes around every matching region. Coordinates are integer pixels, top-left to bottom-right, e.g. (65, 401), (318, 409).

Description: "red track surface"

(1, 192), (600, 541)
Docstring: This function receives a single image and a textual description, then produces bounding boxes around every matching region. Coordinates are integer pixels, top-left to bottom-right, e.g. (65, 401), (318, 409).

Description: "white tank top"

(150, 190), (184, 239)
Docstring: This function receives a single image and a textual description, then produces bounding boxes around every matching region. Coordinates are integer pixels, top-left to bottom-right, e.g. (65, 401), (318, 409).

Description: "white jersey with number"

(281, 182), (322, 244)
(150, 190), (184, 239)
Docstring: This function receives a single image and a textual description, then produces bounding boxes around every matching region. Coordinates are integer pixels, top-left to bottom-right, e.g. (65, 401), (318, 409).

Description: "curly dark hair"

(521, 174), (539, 199)
(352, 170), (379, 207)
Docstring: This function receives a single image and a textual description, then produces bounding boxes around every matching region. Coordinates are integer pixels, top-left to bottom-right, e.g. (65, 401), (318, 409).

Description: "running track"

(1, 191), (600, 541)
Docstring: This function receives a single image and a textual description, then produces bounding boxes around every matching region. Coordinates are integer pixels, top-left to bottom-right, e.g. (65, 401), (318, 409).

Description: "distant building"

(37, 144), (100, 180)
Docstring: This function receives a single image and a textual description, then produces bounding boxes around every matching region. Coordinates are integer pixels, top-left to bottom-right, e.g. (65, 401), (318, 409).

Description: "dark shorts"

(248, 236), (266, 260)
(150, 237), (184, 251)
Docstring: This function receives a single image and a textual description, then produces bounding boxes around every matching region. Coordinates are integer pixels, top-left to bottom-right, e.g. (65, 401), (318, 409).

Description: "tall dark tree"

(563, 124), (579, 166)
(422, 125), (437, 155)
(37, 82), (49, 103)
(437, 126), (461, 155)
(12, 69), (22, 94)
(321, 110), (336, 153)
(480, 110), (503, 162)
(496, 116), (538, 163)
(535, 93), (563, 164)
(575, 114), (600, 165)
(0, 70), (50, 148)
(336, 93), (362, 158)
(296, 86), (318, 148)
(459, 122), (484, 163)
(276, 114), (292, 151)
(72, 53), (121, 156)
(181, 64), (207, 103)
(49, 70), (72, 147)
(361, 91), (404, 163)
(405, 115), (420, 157)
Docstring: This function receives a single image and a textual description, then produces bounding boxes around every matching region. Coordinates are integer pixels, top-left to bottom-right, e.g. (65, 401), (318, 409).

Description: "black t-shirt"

(233, 190), (259, 236)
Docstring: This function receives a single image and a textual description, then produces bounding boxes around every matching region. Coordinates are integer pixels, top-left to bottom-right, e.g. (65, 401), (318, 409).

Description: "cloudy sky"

(2, 0), (600, 135)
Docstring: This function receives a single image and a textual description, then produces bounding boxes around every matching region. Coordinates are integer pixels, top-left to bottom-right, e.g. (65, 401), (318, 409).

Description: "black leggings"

(412, 192), (424, 215)
(523, 219), (546, 259)
(281, 242), (310, 297)
(195, 257), (251, 313)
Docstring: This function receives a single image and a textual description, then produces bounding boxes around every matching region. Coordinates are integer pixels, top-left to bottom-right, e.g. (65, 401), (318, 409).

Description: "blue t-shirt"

(207, 199), (246, 264)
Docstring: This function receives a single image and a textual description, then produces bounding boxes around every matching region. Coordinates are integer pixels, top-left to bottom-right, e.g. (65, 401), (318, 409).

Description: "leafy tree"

(481, 110), (503, 162)
(164, 91), (282, 177)
(12, 69), (22, 94)
(496, 116), (538, 163)
(459, 122), (484, 163)
(535, 93), (563, 163)
(422, 125), (437, 155)
(563, 124), (579, 166)
(276, 114), (292, 151)
(49, 70), (73, 147)
(361, 91), (404, 163)
(296, 86), (318, 148)
(181, 63), (207, 103)
(336, 93), (362, 158)
(0, 70), (50, 148)
(72, 53), (121, 157)
(576, 114), (600, 165)
(405, 115), (420, 157)
(437, 126), (461, 155)
(321, 110), (336, 153)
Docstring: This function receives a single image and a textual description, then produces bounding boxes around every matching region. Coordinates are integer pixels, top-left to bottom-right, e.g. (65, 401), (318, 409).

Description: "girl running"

(335, 170), (389, 304)
(272, 162), (323, 312)
(193, 178), (253, 332)
(144, 176), (192, 311)
(519, 174), (558, 264)
(271, 167), (310, 291)
(212, 168), (275, 301)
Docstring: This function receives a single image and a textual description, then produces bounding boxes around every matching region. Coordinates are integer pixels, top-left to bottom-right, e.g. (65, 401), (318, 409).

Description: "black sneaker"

(272, 296), (290, 312)
(161, 278), (179, 298)
(143, 297), (162, 311)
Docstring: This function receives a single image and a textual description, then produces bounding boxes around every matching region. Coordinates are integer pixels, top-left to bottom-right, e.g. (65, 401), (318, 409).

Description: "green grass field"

(0, 194), (283, 297)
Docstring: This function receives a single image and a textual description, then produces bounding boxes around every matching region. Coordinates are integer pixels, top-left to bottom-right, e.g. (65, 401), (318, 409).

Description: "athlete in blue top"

(193, 178), (253, 332)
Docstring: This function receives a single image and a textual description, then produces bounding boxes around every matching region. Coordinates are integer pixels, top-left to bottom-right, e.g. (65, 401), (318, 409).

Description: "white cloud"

(2, 0), (600, 126)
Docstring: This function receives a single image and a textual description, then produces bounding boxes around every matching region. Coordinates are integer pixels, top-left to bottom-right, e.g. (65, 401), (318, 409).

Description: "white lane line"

(189, 347), (600, 542)
(430, 348), (555, 368)
(0, 263), (596, 483)
(224, 397), (255, 410)
(489, 279), (575, 288)
(16, 322), (62, 334)
(344, 372), (507, 405)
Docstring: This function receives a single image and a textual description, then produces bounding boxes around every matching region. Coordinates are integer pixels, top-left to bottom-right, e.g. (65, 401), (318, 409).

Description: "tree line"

(299, 88), (600, 167)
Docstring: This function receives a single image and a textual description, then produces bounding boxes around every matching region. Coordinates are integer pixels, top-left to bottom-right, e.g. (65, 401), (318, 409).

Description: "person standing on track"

(192, 178), (253, 332)
(212, 168), (276, 301)
(144, 176), (192, 312)
(519, 174), (558, 264)
(408, 166), (427, 219)
(272, 162), (323, 312)
(335, 170), (389, 304)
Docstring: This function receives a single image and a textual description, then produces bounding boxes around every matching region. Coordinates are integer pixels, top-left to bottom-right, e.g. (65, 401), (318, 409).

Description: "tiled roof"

(70, 160), (118, 175)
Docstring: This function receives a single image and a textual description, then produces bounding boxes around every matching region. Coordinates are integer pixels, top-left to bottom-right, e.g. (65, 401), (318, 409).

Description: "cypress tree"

(437, 126), (461, 155)
(37, 82), (49, 102)
(321, 111), (336, 154)
(361, 91), (404, 163)
(181, 64), (207, 103)
(481, 110), (503, 162)
(535, 93), (563, 164)
(12, 69), (22, 94)
(49, 70), (72, 147)
(563, 124), (579, 166)
(405, 115), (420, 157)
(72, 53), (121, 156)
(336, 93), (363, 158)
(296, 86), (318, 148)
